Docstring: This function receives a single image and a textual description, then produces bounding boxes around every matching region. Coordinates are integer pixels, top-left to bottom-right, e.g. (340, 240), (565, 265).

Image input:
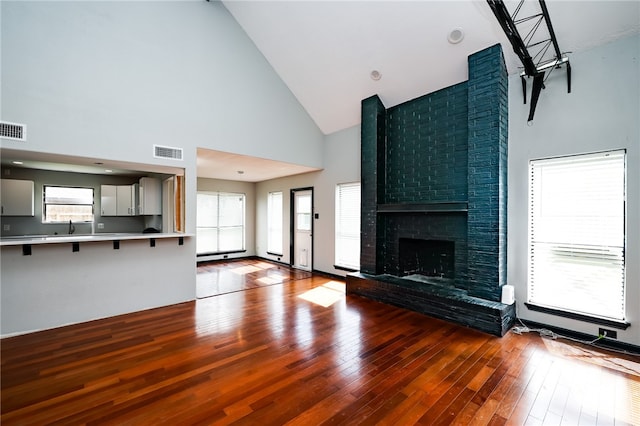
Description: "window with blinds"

(528, 150), (626, 321)
(196, 192), (245, 255)
(267, 191), (283, 255)
(335, 182), (361, 270)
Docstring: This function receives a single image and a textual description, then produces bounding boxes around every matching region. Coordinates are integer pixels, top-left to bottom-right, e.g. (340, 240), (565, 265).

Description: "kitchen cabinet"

(138, 177), (161, 215)
(100, 185), (117, 216)
(116, 185), (137, 216)
(101, 184), (137, 216)
(1, 179), (35, 216)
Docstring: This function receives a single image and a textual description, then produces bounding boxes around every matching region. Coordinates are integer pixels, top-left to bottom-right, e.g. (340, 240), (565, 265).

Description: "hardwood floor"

(2, 259), (639, 425)
(196, 259), (312, 298)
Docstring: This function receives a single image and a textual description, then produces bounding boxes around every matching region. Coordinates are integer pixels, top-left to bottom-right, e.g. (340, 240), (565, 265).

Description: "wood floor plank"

(2, 259), (638, 425)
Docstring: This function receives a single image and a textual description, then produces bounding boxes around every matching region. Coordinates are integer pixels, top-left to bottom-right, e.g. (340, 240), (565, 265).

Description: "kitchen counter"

(1, 232), (191, 246)
(1, 230), (195, 336)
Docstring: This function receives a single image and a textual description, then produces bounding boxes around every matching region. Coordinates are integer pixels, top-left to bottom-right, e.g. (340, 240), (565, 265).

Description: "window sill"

(334, 265), (359, 273)
(196, 250), (246, 257)
(525, 303), (630, 330)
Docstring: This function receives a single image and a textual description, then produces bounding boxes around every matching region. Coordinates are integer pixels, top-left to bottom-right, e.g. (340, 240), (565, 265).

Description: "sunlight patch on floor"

(538, 338), (640, 425)
(257, 276), (283, 285)
(253, 262), (277, 270)
(542, 338), (640, 377)
(298, 281), (346, 307)
(231, 265), (261, 275)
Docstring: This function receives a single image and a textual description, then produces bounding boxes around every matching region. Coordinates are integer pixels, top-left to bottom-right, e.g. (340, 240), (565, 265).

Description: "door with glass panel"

(292, 189), (313, 271)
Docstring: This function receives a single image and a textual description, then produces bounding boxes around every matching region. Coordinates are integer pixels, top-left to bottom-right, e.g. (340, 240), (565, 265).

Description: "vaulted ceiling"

(222, 1), (639, 136)
(195, 1), (638, 182)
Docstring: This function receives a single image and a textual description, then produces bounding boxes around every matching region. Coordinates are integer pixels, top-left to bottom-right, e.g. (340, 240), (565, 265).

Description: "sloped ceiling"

(222, 0), (639, 135)
(197, 148), (320, 182)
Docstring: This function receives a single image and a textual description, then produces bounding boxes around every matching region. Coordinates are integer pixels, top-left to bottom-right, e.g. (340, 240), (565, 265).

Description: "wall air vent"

(0, 121), (27, 141)
(153, 144), (183, 160)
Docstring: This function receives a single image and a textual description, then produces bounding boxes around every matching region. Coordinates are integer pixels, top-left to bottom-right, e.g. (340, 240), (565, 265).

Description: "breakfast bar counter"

(1, 232), (190, 246)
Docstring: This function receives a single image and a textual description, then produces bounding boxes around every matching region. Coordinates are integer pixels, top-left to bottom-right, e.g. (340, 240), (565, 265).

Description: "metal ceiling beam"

(487, 0), (571, 122)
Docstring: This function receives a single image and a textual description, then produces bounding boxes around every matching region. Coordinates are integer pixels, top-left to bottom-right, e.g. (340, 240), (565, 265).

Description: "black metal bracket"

(487, 0), (571, 122)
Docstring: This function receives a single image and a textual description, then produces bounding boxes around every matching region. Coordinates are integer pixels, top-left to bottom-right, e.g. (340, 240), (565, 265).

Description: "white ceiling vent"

(0, 121), (27, 141)
(153, 144), (183, 161)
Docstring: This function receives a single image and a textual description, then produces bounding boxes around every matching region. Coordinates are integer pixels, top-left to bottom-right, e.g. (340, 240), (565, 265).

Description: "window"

(267, 191), (283, 255)
(197, 192), (245, 255)
(335, 182), (360, 270)
(528, 150), (626, 322)
(296, 194), (312, 232)
(43, 186), (94, 223)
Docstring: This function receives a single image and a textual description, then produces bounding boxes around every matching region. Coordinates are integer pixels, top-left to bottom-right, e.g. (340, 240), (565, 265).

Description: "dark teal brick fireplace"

(348, 44), (514, 336)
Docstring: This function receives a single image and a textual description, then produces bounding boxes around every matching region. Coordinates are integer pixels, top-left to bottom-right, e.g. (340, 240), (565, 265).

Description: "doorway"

(291, 188), (313, 271)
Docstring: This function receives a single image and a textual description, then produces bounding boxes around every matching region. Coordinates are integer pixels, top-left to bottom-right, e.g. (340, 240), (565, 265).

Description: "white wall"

(256, 125), (361, 275)
(1, 1), (323, 170)
(508, 35), (640, 346)
(0, 1), (323, 336)
(196, 177), (256, 261)
(1, 239), (194, 336)
(1, 0), (323, 237)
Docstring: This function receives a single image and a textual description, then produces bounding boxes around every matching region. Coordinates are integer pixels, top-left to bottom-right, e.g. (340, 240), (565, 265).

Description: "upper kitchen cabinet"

(101, 184), (137, 216)
(1, 179), (35, 216)
(116, 185), (137, 216)
(100, 185), (117, 216)
(138, 177), (161, 215)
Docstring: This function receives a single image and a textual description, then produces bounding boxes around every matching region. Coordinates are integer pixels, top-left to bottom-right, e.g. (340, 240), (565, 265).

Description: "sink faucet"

(68, 220), (75, 234)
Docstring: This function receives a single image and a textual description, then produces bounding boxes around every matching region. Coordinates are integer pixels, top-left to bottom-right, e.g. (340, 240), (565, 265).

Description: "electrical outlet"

(598, 328), (617, 339)
(3, 224), (10, 231)
(97, 223), (104, 229)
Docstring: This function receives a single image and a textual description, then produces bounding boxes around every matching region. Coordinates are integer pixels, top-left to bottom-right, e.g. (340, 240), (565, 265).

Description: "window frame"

(526, 149), (628, 328)
(42, 185), (95, 224)
(335, 181), (361, 271)
(196, 191), (246, 256)
(267, 191), (283, 256)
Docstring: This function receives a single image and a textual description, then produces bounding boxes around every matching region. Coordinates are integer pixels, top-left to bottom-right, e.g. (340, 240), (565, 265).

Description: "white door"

(293, 190), (313, 271)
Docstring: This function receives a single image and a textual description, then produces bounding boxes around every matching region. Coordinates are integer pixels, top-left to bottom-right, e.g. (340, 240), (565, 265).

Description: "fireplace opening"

(399, 238), (455, 279)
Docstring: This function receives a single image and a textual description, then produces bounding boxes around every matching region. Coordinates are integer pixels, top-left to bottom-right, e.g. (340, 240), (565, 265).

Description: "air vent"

(0, 121), (27, 141)
(153, 144), (183, 160)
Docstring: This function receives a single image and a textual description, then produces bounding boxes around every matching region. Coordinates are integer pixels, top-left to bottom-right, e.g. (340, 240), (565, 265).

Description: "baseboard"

(518, 319), (640, 356)
(255, 256), (290, 267)
(200, 256), (347, 283)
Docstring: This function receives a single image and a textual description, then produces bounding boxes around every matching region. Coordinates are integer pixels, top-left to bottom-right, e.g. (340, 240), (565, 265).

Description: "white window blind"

(528, 150), (626, 321)
(335, 182), (361, 270)
(267, 191), (283, 255)
(197, 192), (245, 255)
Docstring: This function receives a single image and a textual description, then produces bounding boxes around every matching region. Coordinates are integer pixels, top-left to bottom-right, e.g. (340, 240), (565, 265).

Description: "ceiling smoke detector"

(447, 28), (464, 44)
(370, 70), (382, 81)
